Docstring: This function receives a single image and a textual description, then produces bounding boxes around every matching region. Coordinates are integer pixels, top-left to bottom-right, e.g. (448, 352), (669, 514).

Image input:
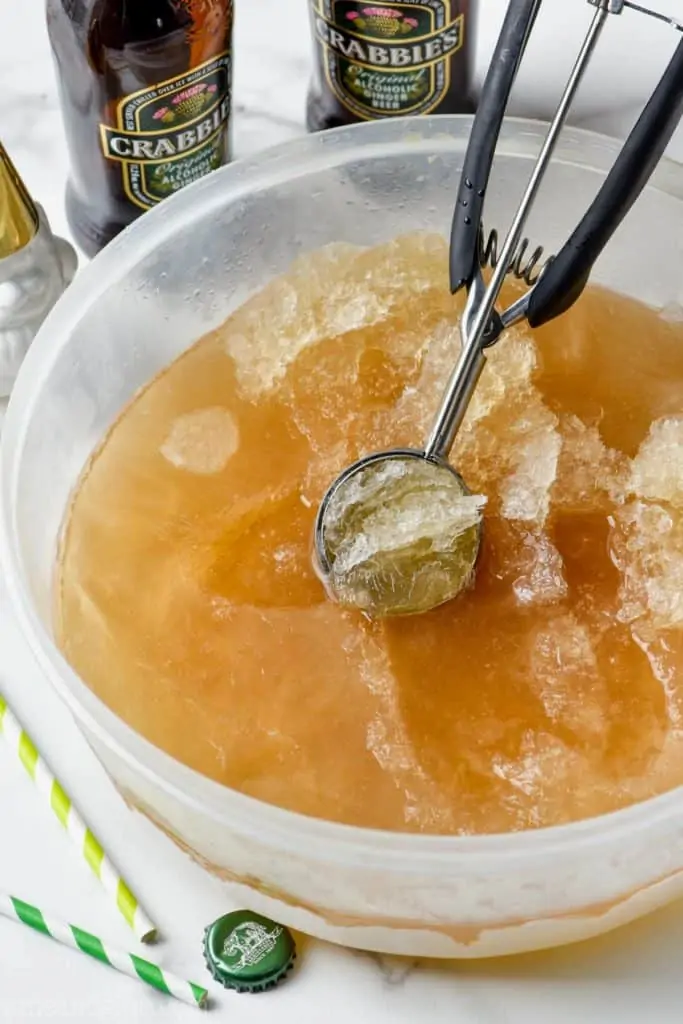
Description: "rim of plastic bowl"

(4, 115), (683, 871)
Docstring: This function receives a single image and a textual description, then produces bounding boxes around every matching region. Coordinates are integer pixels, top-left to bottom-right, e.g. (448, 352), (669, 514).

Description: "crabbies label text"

(100, 53), (232, 210)
(311, 1), (464, 118)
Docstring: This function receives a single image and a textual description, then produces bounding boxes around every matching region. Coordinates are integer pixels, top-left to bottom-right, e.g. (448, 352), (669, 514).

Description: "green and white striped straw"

(0, 692), (157, 942)
(0, 892), (207, 1009)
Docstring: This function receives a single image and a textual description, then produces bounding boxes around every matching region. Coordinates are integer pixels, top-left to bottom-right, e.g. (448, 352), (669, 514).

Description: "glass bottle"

(0, 142), (77, 396)
(46, 0), (234, 256)
(306, 1), (476, 132)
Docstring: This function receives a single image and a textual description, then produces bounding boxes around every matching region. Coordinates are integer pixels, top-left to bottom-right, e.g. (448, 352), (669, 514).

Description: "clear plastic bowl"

(4, 116), (683, 959)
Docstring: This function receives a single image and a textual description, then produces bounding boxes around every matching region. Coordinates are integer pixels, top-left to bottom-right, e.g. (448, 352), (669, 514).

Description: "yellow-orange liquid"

(57, 234), (683, 834)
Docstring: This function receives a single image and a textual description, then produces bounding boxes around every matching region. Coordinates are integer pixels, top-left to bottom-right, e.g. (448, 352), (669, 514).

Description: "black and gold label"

(311, 1), (464, 119)
(100, 53), (231, 211)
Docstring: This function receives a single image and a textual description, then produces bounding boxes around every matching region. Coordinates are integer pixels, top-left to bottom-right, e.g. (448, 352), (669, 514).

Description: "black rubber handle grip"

(449, 0), (542, 294)
(527, 34), (683, 329)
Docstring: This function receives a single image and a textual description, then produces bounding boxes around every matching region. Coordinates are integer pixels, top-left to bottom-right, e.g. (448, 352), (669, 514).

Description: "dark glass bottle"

(46, 0), (233, 257)
(306, 1), (475, 132)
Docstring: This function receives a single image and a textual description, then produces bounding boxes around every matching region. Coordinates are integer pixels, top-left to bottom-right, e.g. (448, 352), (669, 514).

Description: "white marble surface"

(3, 1), (683, 1021)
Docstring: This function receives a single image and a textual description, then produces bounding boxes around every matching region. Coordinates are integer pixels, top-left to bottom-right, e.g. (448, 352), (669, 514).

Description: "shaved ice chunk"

(223, 233), (450, 398)
(610, 500), (683, 629)
(630, 417), (683, 506)
(511, 528), (568, 606)
(491, 731), (595, 827)
(529, 614), (607, 741)
(160, 407), (239, 474)
(552, 415), (629, 512)
(498, 412), (562, 524)
(610, 418), (683, 630)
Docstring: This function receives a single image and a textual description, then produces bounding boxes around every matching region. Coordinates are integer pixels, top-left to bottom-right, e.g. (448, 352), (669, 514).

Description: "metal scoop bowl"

(314, 448), (484, 617)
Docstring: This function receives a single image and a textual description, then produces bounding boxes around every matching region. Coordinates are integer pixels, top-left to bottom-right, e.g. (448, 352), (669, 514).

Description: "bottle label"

(100, 52), (231, 211)
(311, 1), (464, 119)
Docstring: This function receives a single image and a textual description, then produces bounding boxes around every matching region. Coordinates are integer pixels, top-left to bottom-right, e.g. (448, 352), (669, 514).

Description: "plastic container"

(3, 116), (683, 960)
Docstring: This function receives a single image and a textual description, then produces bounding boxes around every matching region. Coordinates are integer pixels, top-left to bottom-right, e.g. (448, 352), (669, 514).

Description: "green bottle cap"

(202, 910), (296, 993)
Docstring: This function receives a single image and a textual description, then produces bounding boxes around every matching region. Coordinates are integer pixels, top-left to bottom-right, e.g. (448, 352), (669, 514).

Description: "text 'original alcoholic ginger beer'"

(47, 0), (234, 256)
(306, 1), (475, 132)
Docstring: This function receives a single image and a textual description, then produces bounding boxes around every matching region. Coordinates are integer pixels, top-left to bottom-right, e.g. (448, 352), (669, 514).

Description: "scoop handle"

(527, 33), (683, 329)
(449, 0), (542, 294)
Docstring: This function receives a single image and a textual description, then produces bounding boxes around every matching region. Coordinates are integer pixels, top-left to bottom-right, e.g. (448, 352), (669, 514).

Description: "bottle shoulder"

(47, 0), (194, 48)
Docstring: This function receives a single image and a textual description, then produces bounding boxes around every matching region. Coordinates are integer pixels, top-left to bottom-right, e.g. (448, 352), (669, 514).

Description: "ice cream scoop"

(314, 0), (683, 618)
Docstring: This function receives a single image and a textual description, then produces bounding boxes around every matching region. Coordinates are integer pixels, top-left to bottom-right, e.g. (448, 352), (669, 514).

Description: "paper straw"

(0, 692), (157, 942)
(0, 893), (207, 1009)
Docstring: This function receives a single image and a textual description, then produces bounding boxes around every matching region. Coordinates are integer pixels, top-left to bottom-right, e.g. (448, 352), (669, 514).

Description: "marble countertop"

(3, 1), (683, 1022)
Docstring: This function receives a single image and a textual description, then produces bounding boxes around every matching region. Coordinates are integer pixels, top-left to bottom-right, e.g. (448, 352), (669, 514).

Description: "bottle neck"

(0, 142), (39, 259)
